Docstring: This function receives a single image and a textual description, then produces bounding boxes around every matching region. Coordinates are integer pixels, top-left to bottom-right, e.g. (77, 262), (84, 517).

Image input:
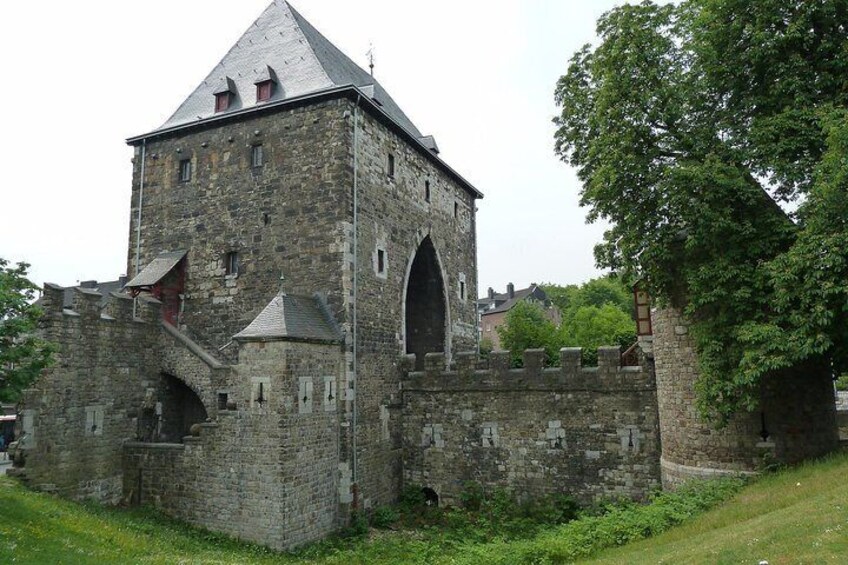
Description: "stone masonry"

(11, 0), (842, 553)
(653, 306), (839, 486)
(401, 347), (660, 505)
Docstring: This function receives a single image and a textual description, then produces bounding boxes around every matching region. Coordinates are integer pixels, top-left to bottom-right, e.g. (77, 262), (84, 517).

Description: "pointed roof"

(157, 1), (421, 137)
(233, 292), (342, 344)
(125, 251), (187, 288)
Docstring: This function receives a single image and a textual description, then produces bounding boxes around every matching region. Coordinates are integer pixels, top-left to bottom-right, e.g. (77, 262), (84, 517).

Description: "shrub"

(371, 506), (399, 529)
(399, 484), (426, 511)
(459, 481), (485, 511)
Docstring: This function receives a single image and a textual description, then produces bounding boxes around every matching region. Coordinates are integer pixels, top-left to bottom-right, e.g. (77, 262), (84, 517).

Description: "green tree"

(554, 0), (848, 422)
(497, 301), (562, 367)
(545, 277), (633, 319)
(545, 277), (637, 365)
(0, 259), (53, 402)
(563, 304), (636, 366)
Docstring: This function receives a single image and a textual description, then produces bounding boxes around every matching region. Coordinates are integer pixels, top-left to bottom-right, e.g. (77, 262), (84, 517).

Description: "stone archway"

(139, 373), (209, 443)
(404, 236), (446, 370)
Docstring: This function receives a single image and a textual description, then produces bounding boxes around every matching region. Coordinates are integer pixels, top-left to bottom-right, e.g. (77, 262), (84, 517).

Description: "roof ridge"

(160, 2), (280, 129)
(280, 1), (333, 87)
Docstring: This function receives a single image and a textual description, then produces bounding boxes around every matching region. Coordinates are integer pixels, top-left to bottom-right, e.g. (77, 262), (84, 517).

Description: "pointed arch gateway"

(404, 236), (447, 370)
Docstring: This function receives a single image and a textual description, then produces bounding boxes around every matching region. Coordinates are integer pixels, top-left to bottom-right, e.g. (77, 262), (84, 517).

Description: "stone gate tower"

(14, 0), (481, 548)
(124, 0), (482, 510)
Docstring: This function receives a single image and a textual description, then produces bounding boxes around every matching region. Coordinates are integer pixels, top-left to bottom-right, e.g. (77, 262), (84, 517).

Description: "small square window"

(217, 393), (229, 410)
(251, 144), (264, 168)
(425, 180), (431, 202)
(256, 81), (273, 102)
(387, 153), (395, 178)
(179, 159), (192, 183)
(377, 249), (386, 274)
(215, 92), (231, 112)
(224, 251), (239, 276)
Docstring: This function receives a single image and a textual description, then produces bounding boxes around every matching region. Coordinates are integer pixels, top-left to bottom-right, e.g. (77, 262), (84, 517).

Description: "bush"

(399, 484), (426, 511)
(371, 506), (399, 529)
(459, 481), (485, 511)
(451, 476), (746, 564)
(343, 510), (368, 538)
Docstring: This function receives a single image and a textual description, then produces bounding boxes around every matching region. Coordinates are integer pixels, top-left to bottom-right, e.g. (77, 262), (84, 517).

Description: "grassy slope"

(0, 478), (286, 565)
(1, 452), (846, 564)
(586, 453), (848, 564)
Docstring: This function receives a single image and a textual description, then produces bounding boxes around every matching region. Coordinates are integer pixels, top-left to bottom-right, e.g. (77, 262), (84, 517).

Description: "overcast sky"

(0, 0), (625, 296)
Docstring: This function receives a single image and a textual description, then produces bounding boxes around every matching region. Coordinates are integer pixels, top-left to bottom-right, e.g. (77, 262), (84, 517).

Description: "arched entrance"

(404, 237), (446, 370)
(138, 373), (208, 443)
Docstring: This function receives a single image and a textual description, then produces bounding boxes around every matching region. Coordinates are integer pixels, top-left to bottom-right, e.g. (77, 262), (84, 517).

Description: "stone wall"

(127, 95), (481, 513)
(401, 347), (660, 505)
(128, 99), (353, 355)
(13, 285), (162, 502)
(347, 104), (479, 510)
(653, 306), (839, 487)
(122, 339), (345, 550)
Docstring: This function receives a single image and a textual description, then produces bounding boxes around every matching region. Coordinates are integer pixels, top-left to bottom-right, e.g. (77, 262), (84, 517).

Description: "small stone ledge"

(123, 441), (185, 451)
(660, 456), (758, 486)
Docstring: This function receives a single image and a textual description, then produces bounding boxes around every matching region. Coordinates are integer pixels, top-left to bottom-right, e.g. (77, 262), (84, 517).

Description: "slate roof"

(479, 285), (546, 316)
(234, 292), (342, 343)
(35, 278), (129, 310)
(125, 251), (187, 288)
(157, 1), (421, 138)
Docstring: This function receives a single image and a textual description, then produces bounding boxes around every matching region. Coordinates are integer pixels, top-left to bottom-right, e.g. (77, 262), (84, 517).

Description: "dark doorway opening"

(139, 373), (208, 443)
(405, 237), (446, 370)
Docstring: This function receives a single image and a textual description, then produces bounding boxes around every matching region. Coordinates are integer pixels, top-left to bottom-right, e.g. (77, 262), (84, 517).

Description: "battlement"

(400, 346), (654, 393)
(40, 283), (161, 326)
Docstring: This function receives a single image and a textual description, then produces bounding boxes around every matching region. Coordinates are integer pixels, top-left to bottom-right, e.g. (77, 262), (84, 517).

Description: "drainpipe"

(133, 140), (147, 318)
(352, 94), (361, 490)
(472, 201), (480, 352)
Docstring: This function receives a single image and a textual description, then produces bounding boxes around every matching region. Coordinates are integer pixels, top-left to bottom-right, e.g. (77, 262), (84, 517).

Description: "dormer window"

(256, 80), (273, 102)
(215, 92), (231, 112)
(213, 76), (237, 113)
(254, 65), (278, 104)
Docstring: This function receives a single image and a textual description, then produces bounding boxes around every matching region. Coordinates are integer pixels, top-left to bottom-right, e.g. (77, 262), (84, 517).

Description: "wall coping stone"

(161, 322), (226, 370)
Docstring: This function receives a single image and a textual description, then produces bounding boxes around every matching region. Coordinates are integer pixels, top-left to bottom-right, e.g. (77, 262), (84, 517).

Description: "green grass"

(2, 452), (846, 564)
(585, 452), (848, 564)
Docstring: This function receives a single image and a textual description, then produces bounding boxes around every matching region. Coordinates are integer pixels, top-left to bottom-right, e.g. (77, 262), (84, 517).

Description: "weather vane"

(367, 43), (375, 77)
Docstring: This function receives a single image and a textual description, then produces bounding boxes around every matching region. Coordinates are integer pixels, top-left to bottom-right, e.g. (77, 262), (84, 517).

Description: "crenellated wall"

(400, 347), (661, 505)
(13, 285), (164, 502)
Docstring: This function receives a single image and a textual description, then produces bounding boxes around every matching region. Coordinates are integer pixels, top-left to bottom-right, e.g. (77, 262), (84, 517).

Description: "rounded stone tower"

(653, 306), (839, 487)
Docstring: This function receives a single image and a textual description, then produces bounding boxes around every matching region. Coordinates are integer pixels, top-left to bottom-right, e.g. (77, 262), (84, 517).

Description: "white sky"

(0, 0), (624, 296)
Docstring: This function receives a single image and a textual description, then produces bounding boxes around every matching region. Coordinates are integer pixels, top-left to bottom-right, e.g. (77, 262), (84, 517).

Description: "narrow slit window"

(387, 153), (395, 178)
(425, 180), (431, 202)
(377, 249), (386, 274)
(454, 201), (459, 219)
(251, 144), (264, 168)
(179, 159), (192, 183)
(460, 280), (466, 301)
(224, 251), (240, 276)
